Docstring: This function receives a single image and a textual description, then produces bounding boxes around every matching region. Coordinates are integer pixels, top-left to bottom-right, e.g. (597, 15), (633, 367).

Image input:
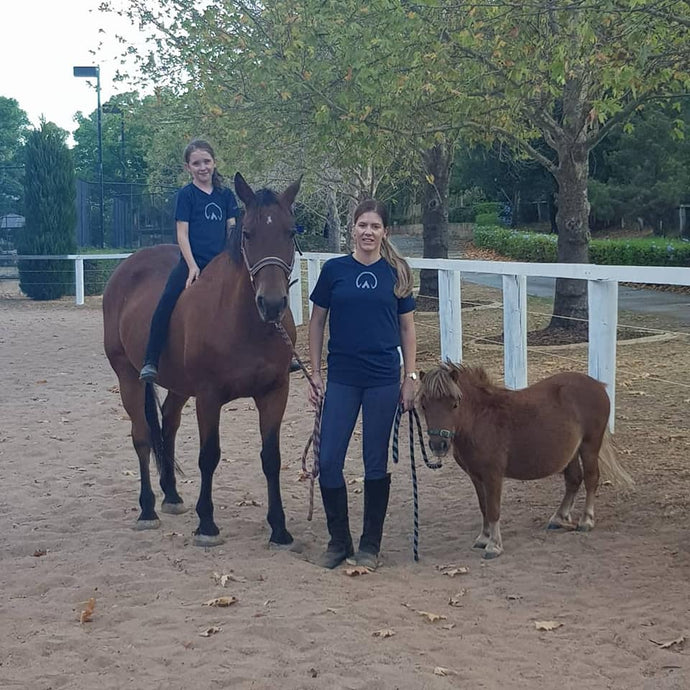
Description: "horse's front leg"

(468, 472), (491, 549)
(193, 394), (224, 547)
(482, 473), (504, 559)
(254, 384), (293, 546)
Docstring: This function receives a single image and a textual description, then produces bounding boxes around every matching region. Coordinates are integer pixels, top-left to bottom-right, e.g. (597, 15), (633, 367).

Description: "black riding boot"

(354, 474), (391, 570)
(318, 485), (354, 569)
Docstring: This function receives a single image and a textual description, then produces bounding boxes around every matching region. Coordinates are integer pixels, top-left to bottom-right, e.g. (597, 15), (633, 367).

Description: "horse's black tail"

(143, 382), (180, 477)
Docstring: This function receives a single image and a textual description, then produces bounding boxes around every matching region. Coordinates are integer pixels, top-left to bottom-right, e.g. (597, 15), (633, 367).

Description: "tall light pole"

(73, 65), (104, 248)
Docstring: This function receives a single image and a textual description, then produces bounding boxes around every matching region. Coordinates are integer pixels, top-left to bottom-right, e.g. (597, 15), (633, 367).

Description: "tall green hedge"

(474, 225), (690, 266)
(17, 123), (77, 300)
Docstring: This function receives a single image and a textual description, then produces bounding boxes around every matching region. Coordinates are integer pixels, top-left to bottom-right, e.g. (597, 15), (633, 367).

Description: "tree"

(439, 1), (690, 328)
(18, 122), (77, 300)
(0, 97), (30, 218)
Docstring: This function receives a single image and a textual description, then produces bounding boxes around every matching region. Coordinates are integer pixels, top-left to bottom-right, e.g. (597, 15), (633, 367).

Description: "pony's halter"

(241, 235), (295, 285)
(427, 428), (455, 439)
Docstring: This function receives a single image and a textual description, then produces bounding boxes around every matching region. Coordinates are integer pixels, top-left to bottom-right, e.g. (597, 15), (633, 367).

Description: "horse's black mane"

(226, 187), (281, 264)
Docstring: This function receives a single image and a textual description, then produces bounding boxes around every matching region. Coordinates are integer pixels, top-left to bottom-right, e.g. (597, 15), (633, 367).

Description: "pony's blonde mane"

(419, 361), (500, 403)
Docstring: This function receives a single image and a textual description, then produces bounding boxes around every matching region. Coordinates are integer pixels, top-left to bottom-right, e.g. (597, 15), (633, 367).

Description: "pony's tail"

(143, 382), (180, 476)
(598, 428), (634, 488)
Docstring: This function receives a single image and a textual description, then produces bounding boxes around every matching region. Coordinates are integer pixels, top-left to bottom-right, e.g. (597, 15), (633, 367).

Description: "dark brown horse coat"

(103, 174), (300, 546)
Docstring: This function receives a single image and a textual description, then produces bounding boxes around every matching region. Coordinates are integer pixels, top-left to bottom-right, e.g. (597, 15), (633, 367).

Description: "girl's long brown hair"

(353, 199), (413, 298)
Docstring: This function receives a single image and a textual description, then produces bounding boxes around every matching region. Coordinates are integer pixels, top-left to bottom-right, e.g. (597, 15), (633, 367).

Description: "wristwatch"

(405, 372), (418, 381)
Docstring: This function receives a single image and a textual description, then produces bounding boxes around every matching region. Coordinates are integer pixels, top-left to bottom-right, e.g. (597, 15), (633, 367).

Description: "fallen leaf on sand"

(442, 623), (456, 630)
(344, 566), (371, 576)
(506, 594), (522, 601)
(33, 549), (47, 557)
(434, 667), (455, 676)
(79, 597), (96, 624)
(417, 610), (447, 623)
(236, 499), (262, 507)
(372, 629), (396, 638)
(199, 626), (222, 637)
(122, 470), (136, 477)
(204, 596), (238, 607)
(535, 620), (562, 631)
(650, 635), (685, 649)
(442, 567), (469, 577)
(326, 608), (338, 614)
(448, 590), (467, 606)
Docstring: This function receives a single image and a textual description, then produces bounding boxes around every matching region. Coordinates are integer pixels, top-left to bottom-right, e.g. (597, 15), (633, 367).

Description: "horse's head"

(234, 172), (302, 323)
(418, 363), (464, 457)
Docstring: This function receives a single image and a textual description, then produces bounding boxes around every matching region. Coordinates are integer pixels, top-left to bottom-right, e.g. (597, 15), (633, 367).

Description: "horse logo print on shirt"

(205, 202), (223, 221)
(355, 271), (378, 289)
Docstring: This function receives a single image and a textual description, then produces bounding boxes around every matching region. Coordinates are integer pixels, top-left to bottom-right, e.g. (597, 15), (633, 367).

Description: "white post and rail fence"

(8, 252), (690, 431)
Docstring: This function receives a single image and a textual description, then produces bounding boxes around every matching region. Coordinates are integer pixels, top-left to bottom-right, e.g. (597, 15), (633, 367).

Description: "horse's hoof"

(269, 538), (301, 553)
(547, 520), (576, 531)
(269, 530), (294, 547)
(194, 533), (225, 547)
(576, 522), (594, 532)
(161, 501), (188, 515)
(482, 546), (503, 559)
(473, 539), (489, 549)
(134, 518), (161, 531)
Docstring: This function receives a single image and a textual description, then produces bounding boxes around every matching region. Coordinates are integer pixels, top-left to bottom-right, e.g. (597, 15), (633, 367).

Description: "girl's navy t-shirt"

(175, 183), (239, 266)
(310, 254), (415, 387)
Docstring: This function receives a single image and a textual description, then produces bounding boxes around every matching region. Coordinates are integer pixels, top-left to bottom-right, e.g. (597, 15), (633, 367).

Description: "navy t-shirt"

(175, 183), (240, 266)
(310, 254), (415, 388)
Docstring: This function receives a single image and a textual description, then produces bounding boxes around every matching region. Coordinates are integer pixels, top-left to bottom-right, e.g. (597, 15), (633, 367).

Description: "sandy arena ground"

(0, 285), (688, 690)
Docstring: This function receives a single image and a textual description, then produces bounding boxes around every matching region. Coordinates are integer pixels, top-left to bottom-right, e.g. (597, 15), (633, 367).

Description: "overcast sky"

(0, 1), (144, 138)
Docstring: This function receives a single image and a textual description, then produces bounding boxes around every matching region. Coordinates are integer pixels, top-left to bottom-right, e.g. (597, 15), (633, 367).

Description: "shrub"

(475, 212), (500, 226)
(17, 123), (77, 300)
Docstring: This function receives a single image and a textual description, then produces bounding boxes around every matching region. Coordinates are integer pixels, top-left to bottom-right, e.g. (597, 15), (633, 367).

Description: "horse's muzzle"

(256, 294), (288, 323)
(427, 428), (454, 457)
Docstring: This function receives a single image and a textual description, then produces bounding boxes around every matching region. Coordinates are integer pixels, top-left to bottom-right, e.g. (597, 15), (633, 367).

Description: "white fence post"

(588, 279), (618, 432)
(289, 256), (303, 326)
(75, 257), (85, 306)
(306, 258), (320, 318)
(437, 269), (462, 363)
(502, 274), (527, 389)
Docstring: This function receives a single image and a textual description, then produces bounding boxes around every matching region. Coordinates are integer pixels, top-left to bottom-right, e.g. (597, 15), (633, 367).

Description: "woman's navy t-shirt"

(175, 183), (239, 267)
(310, 254), (415, 388)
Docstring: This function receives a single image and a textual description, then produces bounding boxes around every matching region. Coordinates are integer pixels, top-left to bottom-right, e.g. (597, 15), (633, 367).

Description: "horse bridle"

(427, 428), (455, 440)
(241, 235), (296, 286)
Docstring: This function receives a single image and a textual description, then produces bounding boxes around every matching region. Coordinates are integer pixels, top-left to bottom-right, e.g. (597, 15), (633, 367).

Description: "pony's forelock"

(419, 362), (464, 404)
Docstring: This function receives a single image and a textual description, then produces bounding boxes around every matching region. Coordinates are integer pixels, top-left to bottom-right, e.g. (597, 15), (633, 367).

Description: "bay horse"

(103, 173), (300, 547)
(418, 363), (633, 559)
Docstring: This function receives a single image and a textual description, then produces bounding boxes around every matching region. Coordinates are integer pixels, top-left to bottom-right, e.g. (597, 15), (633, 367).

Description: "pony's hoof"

(482, 547), (503, 559)
(547, 520), (576, 530)
(473, 539), (489, 549)
(576, 521), (594, 532)
(269, 539), (301, 553)
(194, 533), (225, 547)
(134, 518), (161, 531)
(161, 501), (188, 515)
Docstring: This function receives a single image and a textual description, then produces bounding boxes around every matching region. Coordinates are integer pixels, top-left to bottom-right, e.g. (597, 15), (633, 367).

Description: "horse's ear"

(234, 172), (256, 207)
(280, 175), (302, 209)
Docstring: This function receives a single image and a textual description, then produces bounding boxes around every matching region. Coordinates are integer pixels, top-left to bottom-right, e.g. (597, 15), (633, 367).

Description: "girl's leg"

(141, 259), (188, 379)
(356, 382), (400, 568)
(316, 381), (362, 568)
(361, 382), (400, 480)
(318, 381), (363, 488)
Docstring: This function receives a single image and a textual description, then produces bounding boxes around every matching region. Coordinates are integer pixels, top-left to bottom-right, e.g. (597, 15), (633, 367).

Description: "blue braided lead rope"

(392, 405), (442, 562)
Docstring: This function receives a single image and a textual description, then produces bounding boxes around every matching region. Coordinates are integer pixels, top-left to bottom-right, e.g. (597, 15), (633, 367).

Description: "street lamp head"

(73, 66), (99, 78)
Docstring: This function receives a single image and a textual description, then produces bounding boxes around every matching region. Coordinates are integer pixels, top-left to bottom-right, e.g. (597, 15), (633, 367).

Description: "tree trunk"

(325, 187), (340, 253)
(419, 144), (451, 305)
(550, 145), (590, 329)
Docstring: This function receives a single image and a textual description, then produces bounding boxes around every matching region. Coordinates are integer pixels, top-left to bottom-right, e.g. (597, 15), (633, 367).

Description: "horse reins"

(392, 404), (442, 562)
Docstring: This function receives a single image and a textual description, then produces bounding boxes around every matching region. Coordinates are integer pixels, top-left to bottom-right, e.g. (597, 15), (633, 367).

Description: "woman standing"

(139, 139), (239, 382)
(308, 200), (417, 569)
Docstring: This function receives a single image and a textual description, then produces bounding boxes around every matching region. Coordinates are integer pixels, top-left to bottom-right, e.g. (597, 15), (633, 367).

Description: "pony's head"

(418, 362), (464, 457)
(233, 172), (301, 323)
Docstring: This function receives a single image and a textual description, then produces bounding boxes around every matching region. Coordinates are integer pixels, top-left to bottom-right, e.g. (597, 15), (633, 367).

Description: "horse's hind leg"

(159, 391), (189, 515)
(577, 439), (601, 532)
(115, 362), (160, 529)
(255, 385), (293, 546)
(548, 455), (582, 530)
